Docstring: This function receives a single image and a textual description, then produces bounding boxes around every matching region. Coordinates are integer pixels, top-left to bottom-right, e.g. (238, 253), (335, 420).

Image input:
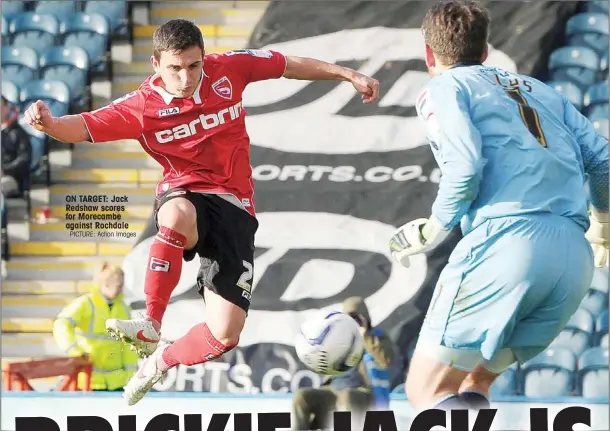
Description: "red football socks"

(158, 323), (235, 371)
(144, 226), (187, 328)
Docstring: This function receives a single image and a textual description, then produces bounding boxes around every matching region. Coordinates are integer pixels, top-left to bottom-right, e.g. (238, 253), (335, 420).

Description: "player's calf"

(145, 196), (198, 327)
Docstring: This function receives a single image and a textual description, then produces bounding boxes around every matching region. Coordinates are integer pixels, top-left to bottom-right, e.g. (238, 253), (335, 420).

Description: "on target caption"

(64, 194), (136, 239)
(16, 406), (592, 431)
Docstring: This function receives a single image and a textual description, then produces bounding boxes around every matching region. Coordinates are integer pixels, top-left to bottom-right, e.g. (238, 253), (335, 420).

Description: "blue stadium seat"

(595, 310), (609, 346)
(593, 119), (610, 139)
(584, 81), (609, 119)
(34, 1), (77, 22)
(84, 0), (128, 37)
(39, 46), (90, 111)
(60, 13), (110, 75)
(20, 80), (71, 118)
(550, 308), (594, 356)
(590, 267), (609, 295)
(521, 347), (576, 398)
(546, 80), (583, 111)
(1, 45), (39, 88)
(1, 15), (8, 42)
(548, 46), (600, 90)
(584, 1), (609, 14)
(577, 347), (609, 398)
(490, 363), (518, 397)
(580, 281), (608, 316)
(9, 12), (59, 53)
(1, 80), (21, 106)
(1, 1), (25, 22)
(600, 49), (609, 72)
(566, 13), (609, 56)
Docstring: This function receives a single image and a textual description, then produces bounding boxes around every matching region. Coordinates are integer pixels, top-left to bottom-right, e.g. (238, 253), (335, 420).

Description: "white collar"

(149, 70), (206, 105)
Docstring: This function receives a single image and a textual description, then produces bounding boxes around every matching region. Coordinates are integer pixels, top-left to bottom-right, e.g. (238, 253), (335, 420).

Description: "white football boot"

(123, 340), (170, 406)
(106, 318), (160, 357)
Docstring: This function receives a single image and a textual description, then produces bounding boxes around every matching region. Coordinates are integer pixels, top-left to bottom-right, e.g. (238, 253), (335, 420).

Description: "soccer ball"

(295, 311), (365, 376)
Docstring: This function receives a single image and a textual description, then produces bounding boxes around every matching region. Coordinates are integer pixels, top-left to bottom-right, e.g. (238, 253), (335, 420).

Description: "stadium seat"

(546, 80), (583, 111)
(1, 16), (8, 42)
(84, 0), (128, 37)
(1, 1), (25, 22)
(34, 1), (77, 23)
(8, 12), (59, 53)
(566, 13), (609, 56)
(600, 49), (609, 72)
(577, 347), (609, 398)
(584, 81), (609, 119)
(60, 13), (110, 75)
(20, 80), (71, 118)
(549, 308), (594, 356)
(584, 0), (609, 14)
(548, 46), (600, 90)
(580, 278), (608, 316)
(595, 310), (609, 346)
(2, 80), (21, 106)
(1, 45), (39, 88)
(521, 347), (576, 398)
(39, 46), (91, 111)
(593, 119), (610, 139)
(489, 363), (519, 397)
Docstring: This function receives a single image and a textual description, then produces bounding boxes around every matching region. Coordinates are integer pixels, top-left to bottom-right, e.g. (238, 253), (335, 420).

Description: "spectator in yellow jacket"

(53, 262), (139, 391)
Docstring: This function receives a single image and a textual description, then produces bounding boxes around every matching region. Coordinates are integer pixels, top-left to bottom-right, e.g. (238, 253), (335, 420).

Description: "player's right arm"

(562, 95), (609, 266)
(23, 91), (145, 144)
(563, 96), (609, 215)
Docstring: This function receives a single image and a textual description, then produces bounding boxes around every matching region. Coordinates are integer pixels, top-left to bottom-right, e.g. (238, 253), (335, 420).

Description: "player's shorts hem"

(414, 339), (517, 374)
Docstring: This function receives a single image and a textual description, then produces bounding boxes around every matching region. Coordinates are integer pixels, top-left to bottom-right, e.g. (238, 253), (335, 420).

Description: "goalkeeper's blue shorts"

(415, 213), (594, 373)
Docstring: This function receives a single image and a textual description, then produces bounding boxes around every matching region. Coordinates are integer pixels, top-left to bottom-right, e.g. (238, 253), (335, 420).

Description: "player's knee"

(207, 325), (240, 350)
(157, 198), (198, 243)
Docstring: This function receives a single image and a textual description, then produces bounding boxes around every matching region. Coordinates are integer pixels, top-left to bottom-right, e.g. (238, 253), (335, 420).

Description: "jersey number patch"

(503, 87), (548, 148)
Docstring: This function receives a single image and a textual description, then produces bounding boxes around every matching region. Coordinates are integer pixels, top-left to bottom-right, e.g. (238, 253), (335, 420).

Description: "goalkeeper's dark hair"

(422, 0), (490, 66)
(152, 19), (205, 59)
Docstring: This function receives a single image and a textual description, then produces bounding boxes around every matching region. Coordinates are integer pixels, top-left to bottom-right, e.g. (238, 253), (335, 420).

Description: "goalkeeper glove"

(586, 210), (609, 268)
(389, 215), (450, 268)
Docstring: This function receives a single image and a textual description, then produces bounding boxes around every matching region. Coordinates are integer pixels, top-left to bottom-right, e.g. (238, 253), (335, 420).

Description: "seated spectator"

(53, 262), (139, 391)
(291, 297), (395, 430)
(1, 96), (31, 197)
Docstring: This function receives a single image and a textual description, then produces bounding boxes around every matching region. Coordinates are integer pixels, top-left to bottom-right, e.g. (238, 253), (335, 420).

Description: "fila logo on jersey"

(150, 257), (170, 272)
(212, 77), (233, 100)
(154, 101), (243, 144)
(158, 107), (180, 117)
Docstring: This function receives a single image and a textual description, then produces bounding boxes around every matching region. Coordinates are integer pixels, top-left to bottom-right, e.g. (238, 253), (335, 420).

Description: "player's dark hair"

(153, 19), (205, 59)
(422, 0), (490, 66)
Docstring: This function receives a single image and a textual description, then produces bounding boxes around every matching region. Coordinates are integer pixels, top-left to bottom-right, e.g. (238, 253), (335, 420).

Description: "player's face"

(152, 46), (204, 98)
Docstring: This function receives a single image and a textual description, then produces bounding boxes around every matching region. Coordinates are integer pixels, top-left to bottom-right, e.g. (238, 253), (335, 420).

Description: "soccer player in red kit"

(23, 19), (379, 405)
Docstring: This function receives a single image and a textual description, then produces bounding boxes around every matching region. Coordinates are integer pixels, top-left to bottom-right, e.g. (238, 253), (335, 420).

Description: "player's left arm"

(230, 49), (379, 104)
(283, 56), (379, 104)
(390, 79), (484, 266)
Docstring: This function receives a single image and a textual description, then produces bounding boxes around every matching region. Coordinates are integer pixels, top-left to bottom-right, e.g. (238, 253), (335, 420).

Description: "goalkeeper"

(389, 0), (609, 413)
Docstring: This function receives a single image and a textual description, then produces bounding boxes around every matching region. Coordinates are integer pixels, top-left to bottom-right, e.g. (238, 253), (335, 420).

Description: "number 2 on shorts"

(237, 260), (253, 293)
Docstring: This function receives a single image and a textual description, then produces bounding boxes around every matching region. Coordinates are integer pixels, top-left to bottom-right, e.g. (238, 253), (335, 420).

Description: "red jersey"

(80, 49), (287, 216)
